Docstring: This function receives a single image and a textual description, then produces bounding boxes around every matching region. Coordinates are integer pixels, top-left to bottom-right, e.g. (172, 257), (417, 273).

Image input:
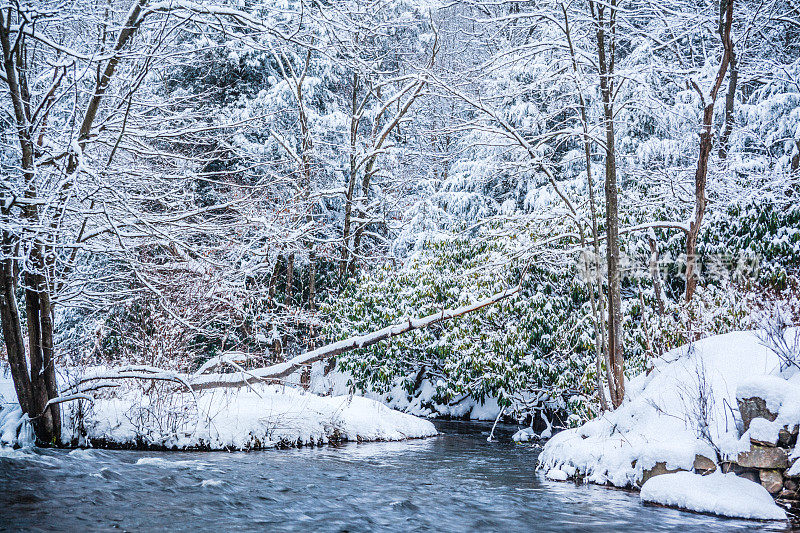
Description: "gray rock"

(693, 454), (717, 475)
(639, 462), (684, 487)
(738, 470), (760, 483)
(778, 425), (798, 448)
(784, 478), (798, 492)
(737, 445), (789, 469)
(760, 469), (784, 494)
(738, 397), (778, 432)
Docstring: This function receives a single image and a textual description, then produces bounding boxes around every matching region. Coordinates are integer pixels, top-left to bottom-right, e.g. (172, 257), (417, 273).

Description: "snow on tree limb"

(188, 285), (521, 390)
(57, 285), (520, 396)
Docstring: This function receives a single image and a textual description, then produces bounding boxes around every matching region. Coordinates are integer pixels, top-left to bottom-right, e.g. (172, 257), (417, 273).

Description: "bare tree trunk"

(308, 259), (316, 311)
(591, 0), (625, 408)
(25, 269), (59, 441)
(348, 66), (433, 275)
(686, 0), (735, 302)
(285, 253), (295, 305)
(0, 232), (34, 417)
(562, 3), (608, 412)
(648, 236), (666, 316)
(268, 257), (280, 302)
(0, 17), (61, 442)
(718, 51), (738, 159)
(341, 73), (360, 279)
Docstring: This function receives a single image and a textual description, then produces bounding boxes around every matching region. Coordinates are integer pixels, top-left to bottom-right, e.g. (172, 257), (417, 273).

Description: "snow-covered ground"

(539, 329), (799, 520)
(0, 375), (437, 450)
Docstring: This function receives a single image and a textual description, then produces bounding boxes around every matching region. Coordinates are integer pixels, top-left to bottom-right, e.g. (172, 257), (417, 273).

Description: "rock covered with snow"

(737, 374), (800, 448)
(640, 471), (786, 520)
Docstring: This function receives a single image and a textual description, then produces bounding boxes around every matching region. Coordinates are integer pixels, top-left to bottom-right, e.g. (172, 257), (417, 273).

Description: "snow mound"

(66, 384), (437, 450)
(640, 471), (786, 520)
(545, 468), (569, 481)
(539, 329), (799, 489)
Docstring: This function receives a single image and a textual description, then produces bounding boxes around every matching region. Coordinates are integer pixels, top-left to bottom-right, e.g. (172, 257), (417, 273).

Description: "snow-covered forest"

(1, 0), (800, 526)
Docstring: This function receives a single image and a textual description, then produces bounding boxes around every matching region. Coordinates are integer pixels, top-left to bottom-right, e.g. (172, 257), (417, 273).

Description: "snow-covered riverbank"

(0, 377), (437, 450)
(539, 329), (799, 521)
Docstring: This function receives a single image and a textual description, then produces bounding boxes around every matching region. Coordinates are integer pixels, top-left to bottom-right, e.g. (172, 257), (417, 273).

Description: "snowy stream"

(0, 420), (795, 532)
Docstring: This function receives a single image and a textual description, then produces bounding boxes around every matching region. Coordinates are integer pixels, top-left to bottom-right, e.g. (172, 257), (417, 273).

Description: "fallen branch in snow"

(63, 366), (197, 398)
(43, 394), (94, 410)
(188, 285), (522, 391)
(59, 287), (520, 396)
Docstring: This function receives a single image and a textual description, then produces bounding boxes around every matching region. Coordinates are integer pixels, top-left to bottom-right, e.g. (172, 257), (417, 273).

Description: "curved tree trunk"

(686, 0), (735, 302)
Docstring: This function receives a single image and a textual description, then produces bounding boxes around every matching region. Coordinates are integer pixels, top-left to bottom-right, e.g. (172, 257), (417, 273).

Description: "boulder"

(737, 445), (789, 469)
(639, 462), (684, 487)
(784, 478), (798, 492)
(778, 425), (798, 448)
(737, 397), (778, 432)
(759, 469), (784, 494)
(693, 454), (717, 475)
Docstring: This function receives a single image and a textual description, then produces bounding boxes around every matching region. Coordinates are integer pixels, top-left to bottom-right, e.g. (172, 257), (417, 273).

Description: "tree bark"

(285, 253), (295, 305)
(718, 52), (738, 159)
(562, 3), (608, 412)
(592, 0), (625, 408)
(648, 236), (666, 316)
(0, 15), (61, 442)
(686, 0), (735, 302)
(0, 233), (34, 417)
(341, 72), (360, 279)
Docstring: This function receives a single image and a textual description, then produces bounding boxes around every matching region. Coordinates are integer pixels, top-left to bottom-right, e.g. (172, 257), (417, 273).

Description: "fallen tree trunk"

(188, 286), (521, 391)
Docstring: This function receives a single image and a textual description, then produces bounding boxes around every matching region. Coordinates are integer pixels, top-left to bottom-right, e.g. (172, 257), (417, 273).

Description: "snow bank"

(68, 384), (437, 449)
(539, 330), (799, 488)
(640, 472), (786, 520)
(0, 374), (437, 450)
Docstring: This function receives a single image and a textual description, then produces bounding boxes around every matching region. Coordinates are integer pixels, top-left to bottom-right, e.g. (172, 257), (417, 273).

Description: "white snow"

(539, 329), (800, 497)
(0, 381), (35, 448)
(747, 417), (780, 445)
(64, 383), (437, 450)
(788, 461), (800, 477)
(640, 471), (786, 520)
(307, 364), (504, 421)
(0, 375), (437, 451)
(512, 427), (536, 442)
(545, 468), (569, 481)
(737, 374), (798, 414)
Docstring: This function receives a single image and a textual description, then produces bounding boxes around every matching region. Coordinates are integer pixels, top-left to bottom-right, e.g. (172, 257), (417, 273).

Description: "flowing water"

(0, 420), (796, 532)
